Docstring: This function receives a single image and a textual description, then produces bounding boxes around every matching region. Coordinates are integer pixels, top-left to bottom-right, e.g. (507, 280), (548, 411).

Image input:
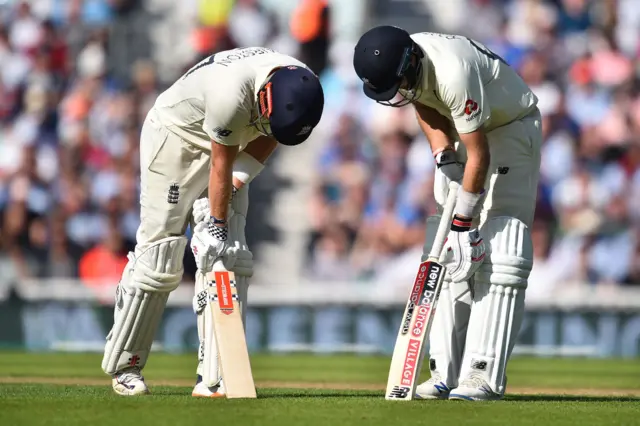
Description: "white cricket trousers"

(136, 109), (211, 254)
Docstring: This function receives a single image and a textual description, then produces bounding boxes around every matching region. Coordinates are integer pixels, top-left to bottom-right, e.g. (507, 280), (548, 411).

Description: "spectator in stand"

(78, 219), (128, 287)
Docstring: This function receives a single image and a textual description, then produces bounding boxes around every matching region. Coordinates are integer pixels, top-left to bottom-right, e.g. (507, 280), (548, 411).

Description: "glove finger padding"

(190, 222), (214, 272)
(441, 229), (486, 283)
(221, 246), (237, 270)
(232, 248), (253, 277)
(192, 198), (210, 224)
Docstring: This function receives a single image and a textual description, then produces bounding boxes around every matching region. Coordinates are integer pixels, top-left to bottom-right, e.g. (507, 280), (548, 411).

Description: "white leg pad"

(421, 215), (471, 387)
(102, 236), (187, 375)
(459, 217), (532, 394)
(194, 270), (219, 387)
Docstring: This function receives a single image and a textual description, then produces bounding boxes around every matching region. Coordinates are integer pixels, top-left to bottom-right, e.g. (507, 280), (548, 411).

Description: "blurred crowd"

(3, 0), (640, 295)
(308, 0), (640, 294)
(0, 0), (326, 287)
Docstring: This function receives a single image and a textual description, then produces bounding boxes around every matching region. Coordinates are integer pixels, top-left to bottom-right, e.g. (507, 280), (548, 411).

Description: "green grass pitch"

(0, 352), (639, 425)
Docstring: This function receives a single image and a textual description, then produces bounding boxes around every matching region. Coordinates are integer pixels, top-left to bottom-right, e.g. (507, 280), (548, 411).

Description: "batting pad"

(460, 217), (532, 393)
(102, 236), (187, 375)
(194, 270), (220, 387)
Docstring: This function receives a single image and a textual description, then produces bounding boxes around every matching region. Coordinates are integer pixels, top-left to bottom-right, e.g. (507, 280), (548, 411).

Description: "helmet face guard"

(250, 79), (274, 137)
(378, 45), (424, 107)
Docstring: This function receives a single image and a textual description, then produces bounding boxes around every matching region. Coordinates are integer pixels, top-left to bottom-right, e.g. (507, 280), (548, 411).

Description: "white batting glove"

(192, 198), (210, 224)
(232, 248), (253, 277)
(435, 149), (464, 183)
(440, 215), (486, 283)
(192, 188), (238, 224)
(190, 221), (237, 272)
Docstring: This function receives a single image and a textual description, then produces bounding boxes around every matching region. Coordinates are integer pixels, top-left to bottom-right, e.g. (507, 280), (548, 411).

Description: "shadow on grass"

(508, 395), (640, 402)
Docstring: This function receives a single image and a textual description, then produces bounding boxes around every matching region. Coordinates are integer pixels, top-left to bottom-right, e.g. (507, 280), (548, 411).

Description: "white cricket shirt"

(152, 47), (305, 151)
(401, 32), (538, 135)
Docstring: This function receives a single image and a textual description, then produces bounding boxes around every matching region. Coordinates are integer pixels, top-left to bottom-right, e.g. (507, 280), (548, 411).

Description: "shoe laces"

(116, 367), (144, 384)
(426, 372), (444, 385)
(460, 372), (488, 389)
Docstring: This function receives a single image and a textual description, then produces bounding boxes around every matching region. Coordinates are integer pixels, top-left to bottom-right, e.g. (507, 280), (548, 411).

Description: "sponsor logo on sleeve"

(213, 127), (233, 138)
(464, 99), (481, 121)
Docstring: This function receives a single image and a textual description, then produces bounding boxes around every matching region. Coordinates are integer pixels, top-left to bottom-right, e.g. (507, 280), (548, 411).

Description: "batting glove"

(435, 149), (464, 183)
(440, 215), (486, 283)
(190, 221), (237, 272)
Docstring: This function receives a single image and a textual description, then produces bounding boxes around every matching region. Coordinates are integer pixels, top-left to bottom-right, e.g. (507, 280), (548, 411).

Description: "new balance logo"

(497, 166), (509, 175)
(167, 183), (179, 204)
(471, 359), (487, 371)
(214, 127), (233, 138)
(434, 382), (450, 393)
(388, 386), (410, 399)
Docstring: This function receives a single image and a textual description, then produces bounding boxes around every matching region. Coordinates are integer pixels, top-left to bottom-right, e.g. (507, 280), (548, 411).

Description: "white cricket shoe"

(192, 375), (226, 398)
(449, 373), (503, 401)
(415, 373), (452, 400)
(112, 367), (150, 396)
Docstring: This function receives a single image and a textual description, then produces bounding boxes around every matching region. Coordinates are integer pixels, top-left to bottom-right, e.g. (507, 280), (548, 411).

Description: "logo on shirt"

(213, 127), (233, 138)
(464, 99), (481, 121)
(464, 99), (479, 115)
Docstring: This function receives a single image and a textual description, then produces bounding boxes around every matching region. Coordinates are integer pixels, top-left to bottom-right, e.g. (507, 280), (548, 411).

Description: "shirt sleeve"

(202, 82), (251, 146)
(437, 59), (490, 134)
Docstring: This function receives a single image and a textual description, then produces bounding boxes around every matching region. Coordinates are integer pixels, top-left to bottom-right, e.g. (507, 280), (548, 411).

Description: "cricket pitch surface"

(1, 353), (638, 425)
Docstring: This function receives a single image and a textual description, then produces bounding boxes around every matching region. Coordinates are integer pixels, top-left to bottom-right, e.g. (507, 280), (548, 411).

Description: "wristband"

(455, 187), (485, 219)
(432, 146), (454, 158)
(232, 151), (265, 184)
(210, 215), (227, 225)
(451, 214), (472, 232)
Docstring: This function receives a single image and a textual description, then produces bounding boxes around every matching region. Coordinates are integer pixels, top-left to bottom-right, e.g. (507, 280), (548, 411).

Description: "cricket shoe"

(192, 375), (226, 398)
(415, 373), (451, 400)
(112, 367), (150, 396)
(449, 373), (503, 401)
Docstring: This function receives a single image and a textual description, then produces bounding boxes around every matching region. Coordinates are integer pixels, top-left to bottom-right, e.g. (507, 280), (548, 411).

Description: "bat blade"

(208, 270), (257, 399)
(385, 259), (446, 401)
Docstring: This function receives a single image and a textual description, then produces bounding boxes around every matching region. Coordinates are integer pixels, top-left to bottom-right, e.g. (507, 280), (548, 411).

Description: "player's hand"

(440, 215), (485, 283)
(190, 221), (237, 272)
(435, 149), (464, 182)
(192, 189), (238, 224)
(232, 247), (253, 277)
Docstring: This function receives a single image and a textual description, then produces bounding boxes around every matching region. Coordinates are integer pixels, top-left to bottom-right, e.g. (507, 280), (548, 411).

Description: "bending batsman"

(354, 27), (541, 401)
(101, 47), (324, 397)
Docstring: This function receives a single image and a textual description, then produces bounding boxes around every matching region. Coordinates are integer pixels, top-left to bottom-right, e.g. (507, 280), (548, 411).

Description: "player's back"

(411, 32), (537, 131)
(153, 47), (303, 149)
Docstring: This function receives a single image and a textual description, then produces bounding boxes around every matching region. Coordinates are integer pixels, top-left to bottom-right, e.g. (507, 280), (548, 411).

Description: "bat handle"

(212, 257), (228, 272)
(428, 181), (459, 260)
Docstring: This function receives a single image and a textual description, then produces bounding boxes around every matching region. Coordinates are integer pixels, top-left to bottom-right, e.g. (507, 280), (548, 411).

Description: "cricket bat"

(207, 264), (257, 399)
(385, 181), (459, 401)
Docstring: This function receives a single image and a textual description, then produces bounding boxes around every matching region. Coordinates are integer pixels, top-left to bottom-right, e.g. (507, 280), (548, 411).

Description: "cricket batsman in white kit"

(354, 27), (541, 400)
(100, 47), (324, 397)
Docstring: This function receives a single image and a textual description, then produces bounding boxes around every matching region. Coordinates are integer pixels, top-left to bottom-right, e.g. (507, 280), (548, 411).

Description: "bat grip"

(428, 181), (459, 260)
